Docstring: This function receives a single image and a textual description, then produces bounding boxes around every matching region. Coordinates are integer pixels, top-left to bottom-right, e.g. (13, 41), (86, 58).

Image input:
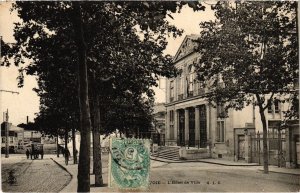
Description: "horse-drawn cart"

(30, 143), (44, 159)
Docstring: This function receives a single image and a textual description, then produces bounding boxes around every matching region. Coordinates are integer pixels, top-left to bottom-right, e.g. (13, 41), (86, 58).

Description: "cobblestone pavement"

(1, 155), (71, 192)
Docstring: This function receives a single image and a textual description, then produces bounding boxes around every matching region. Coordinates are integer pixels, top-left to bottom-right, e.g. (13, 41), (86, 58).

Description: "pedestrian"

(26, 149), (30, 159)
(62, 147), (65, 157)
(64, 148), (70, 165)
(41, 149), (44, 159)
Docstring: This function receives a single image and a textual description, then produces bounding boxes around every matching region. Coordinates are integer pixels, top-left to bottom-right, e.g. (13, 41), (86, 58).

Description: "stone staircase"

(151, 146), (180, 161)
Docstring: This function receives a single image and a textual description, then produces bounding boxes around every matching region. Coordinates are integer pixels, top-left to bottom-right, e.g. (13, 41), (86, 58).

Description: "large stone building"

(165, 35), (299, 167)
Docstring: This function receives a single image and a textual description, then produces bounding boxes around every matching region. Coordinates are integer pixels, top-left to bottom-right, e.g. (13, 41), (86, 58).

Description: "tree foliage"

(3, 1), (206, 191)
(195, 1), (298, 173)
(2, 2), (205, 136)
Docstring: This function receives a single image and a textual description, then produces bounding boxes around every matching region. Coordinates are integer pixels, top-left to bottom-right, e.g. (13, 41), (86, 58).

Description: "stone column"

(174, 78), (177, 101)
(195, 106), (200, 147)
(166, 110), (170, 142)
(183, 67), (187, 99)
(285, 127), (291, 168)
(174, 109), (178, 144)
(206, 104), (210, 143)
(166, 79), (169, 103)
(184, 108), (189, 144)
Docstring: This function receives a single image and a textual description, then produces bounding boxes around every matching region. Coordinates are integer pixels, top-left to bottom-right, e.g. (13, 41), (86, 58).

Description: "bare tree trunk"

(93, 96), (103, 186)
(256, 94), (269, 174)
(64, 129), (68, 151)
(57, 134), (59, 158)
(72, 2), (91, 192)
(92, 126), (95, 174)
(72, 127), (77, 164)
(259, 107), (269, 174)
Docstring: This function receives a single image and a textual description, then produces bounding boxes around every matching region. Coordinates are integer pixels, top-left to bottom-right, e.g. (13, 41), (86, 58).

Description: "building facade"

(165, 35), (299, 166)
(1, 122), (24, 153)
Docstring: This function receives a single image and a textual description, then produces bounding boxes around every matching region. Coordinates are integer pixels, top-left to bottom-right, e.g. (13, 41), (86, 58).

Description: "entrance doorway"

(178, 110), (185, 146)
(189, 108), (195, 147)
(238, 135), (245, 160)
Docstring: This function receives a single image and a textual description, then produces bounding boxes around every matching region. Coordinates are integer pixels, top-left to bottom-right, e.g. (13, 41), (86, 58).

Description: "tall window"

(197, 81), (205, 95)
(216, 120), (225, 142)
(169, 110), (174, 123)
(267, 100), (280, 113)
(169, 110), (174, 139)
(170, 80), (174, 102)
(217, 104), (226, 118)
(187, 65), (195, 97)
(274, 100), (280, 113)
(178, 73), (184, 100)
(9, 137), (13, 143)
(268, 103), (272, 113)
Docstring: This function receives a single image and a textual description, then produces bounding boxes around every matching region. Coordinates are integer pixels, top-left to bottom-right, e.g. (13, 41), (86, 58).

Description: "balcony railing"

(178, 94), (183, 100)
(198, 88), (205, 95)
(217, 82), (225, 88)
(170, 97), (174, 102)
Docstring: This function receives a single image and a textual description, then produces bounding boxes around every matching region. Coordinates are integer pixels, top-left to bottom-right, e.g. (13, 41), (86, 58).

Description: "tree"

(195, 1), (298, 174)
(4, 1), (206, 191)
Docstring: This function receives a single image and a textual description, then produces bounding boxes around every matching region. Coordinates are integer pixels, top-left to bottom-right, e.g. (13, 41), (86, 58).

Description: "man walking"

(26, 149), (30, 159)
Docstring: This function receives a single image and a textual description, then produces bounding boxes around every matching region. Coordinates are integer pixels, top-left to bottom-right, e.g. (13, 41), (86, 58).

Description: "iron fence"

(250, 130), (286, 167)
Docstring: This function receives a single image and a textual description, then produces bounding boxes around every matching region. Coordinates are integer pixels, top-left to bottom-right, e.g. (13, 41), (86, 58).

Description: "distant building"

(0, 122), (53, 153)
(152, 103), (166, 145)
(138, 103), (166, 143)
(1, 122), (23, 153)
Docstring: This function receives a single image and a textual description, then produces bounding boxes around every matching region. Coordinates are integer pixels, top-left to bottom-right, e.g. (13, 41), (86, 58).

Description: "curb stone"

(258, 169), (300, 176)
(50, 158), (73, 178)
(150, 156), (260, 166)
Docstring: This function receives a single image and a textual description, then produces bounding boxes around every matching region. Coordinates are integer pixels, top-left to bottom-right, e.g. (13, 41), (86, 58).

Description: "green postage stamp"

(108, 137), (151, 190)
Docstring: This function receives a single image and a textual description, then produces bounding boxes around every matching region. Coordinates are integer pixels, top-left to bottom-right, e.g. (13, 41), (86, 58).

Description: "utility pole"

(0, 36), (2, 66)
(5, 109), (9, 158)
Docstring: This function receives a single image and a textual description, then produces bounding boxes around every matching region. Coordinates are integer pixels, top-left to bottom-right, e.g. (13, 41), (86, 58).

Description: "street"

(1, 155), (71, 192)
(149, 162), (300, 192)
(88, 153), (300, 192)
(2, 154), (299, 192)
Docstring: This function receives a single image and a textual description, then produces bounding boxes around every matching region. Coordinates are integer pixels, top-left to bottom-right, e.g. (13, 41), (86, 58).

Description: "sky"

(0, 2), (216, 125)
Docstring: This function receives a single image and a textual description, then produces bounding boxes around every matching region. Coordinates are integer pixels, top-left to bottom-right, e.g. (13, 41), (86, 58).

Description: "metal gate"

(250, 129), (286, 167)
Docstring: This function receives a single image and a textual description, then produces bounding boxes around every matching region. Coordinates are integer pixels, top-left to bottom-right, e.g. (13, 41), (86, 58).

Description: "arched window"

(170, 80), (174, 102)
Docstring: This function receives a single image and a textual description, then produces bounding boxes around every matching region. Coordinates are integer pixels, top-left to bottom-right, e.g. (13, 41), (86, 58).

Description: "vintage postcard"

(0, 1), (299, 193)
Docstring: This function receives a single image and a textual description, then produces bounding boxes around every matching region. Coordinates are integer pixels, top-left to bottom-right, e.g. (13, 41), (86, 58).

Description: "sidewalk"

(151, 156), (300, 175)
(51, 155), (168, 192)
(51, 155), (111, 192)
(151, 156), (260, 166)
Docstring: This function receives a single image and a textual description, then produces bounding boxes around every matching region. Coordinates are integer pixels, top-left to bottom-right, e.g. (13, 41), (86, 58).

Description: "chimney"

(27, 116), (29, 124)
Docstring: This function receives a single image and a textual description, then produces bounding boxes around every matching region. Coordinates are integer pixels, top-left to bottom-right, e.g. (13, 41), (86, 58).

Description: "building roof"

(153, 103), (166, 114)
(10, 125), (24, 132)
(173, 34), (201, 63)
